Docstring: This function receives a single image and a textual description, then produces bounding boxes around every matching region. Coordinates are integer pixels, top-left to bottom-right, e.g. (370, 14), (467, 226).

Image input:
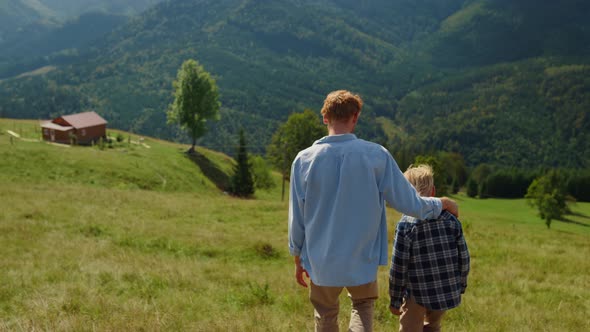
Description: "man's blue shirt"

(288, 134), (442, 287)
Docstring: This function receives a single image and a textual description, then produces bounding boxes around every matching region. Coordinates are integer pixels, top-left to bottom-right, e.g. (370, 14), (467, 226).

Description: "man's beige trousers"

(309, 280), (378, 332)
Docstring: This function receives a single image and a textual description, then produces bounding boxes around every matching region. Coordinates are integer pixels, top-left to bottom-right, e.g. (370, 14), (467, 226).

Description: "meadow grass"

(1, 119), (589, 331)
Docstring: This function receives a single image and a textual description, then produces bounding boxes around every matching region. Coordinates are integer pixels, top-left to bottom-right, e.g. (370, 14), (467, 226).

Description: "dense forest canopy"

(0, 0), (165, 77)
(0, 0), (588, 167)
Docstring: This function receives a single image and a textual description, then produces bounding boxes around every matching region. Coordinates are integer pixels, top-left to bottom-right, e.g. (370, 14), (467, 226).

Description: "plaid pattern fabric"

(389, 210), (470, 311)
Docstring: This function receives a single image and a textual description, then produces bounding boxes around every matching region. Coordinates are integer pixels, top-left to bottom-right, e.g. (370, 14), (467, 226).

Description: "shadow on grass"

(557, 216), (590, 227)
(569, 211), (590, 220)
(186, 151), (230, 191)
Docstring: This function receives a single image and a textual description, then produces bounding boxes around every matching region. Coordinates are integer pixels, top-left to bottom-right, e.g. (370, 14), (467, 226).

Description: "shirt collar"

(314, 134), (357, 144)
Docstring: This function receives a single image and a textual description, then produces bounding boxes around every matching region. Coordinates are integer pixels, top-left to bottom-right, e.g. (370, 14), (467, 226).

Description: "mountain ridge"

(0, 0), (588, 167)
(0, 0), (165, 71)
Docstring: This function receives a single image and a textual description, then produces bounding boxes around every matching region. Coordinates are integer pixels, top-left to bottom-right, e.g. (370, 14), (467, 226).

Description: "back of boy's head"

(321, 90), (363, 122)
(404, 164), (434, 197)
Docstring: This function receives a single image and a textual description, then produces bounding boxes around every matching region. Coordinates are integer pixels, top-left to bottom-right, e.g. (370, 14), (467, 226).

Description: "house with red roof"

(41, 111), (107, 145)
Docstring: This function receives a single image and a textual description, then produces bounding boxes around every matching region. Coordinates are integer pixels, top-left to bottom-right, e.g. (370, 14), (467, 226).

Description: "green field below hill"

(1, 119), (589, 331)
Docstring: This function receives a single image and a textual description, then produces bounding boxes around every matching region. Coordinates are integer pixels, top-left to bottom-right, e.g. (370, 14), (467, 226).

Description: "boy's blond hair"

(404, 164), (434, 197)
(321, 90), (363, 122)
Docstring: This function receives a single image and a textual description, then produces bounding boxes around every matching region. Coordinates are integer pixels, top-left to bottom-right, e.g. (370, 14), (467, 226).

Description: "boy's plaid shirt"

(389, 210), (470, 311)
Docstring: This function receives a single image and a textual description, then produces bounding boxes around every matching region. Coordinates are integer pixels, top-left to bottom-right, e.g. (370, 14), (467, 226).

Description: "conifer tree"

(230, 128), (254, 197)
(466, 177), (478, 198)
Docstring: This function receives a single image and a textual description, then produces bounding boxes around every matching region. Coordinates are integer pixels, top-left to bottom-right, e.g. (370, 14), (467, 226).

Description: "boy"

(389, 165), (470, 332)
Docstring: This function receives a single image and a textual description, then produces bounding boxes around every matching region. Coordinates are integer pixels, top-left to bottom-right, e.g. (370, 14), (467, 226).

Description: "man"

(389, 165), (470, 332)
(288, 90), (459, 332)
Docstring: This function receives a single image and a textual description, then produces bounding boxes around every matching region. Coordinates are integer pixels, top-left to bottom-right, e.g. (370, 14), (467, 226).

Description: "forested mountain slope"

(0, 0), (163, 42)
(428, 0), (590, 67)
(0, 0), (588, 167)
(0, 0), (164, 76)
(388, 0), (590, 167)
(0, 0), (162, 26)
(0, 1), (56, 47)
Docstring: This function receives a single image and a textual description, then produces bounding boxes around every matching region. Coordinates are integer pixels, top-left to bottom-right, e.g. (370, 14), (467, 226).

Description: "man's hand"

(294, 256), (309, 288)
(390, 306), (402, 316)
(440, 197), (459, 218)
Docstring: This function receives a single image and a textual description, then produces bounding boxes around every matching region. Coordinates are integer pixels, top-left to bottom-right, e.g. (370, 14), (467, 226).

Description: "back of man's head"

(321, 90), (363, 123)
(404, 164), (435, 197)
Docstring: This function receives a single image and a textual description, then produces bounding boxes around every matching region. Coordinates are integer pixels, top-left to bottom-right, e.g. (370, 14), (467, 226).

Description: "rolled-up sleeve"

(380, 153), (442, 219)
(288, 158), (305, 256)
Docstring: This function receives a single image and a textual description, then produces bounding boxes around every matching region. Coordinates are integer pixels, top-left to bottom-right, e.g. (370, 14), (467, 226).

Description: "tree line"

(160, 58), (588, 231)
(262, 107), (589, 229)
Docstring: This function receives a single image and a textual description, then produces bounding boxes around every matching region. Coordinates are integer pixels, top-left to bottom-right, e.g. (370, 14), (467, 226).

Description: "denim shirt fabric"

(288, 134), (442, 286)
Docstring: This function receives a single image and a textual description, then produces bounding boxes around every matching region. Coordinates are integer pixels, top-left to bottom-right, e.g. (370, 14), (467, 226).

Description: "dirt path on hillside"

(6, 130), (39, 142)
(6, 130), (20, 138)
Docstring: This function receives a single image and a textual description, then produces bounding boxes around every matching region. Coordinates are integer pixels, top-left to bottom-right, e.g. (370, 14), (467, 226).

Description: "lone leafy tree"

(267, 109), (327, 200)
(167, 59), (220, 154)
(525, 170), (569, 229)
(230, 128), (255, 197)
(250, 155), (275, 190)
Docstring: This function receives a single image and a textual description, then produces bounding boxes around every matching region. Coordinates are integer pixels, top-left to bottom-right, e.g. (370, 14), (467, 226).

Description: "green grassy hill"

(1, 118), (589, 331)
(0, 119), (235, 193)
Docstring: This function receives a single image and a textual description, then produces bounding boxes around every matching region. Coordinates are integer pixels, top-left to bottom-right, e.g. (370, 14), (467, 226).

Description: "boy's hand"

(390, 306), (402, 316)
(440, 197), (459, 218)
(294, 256), (309, 288)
